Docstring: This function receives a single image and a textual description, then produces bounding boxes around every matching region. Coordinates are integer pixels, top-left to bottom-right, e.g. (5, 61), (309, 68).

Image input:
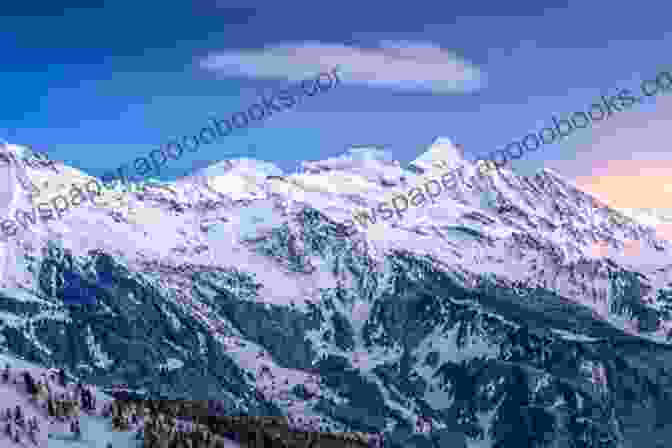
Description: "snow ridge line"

(346, 160), (465, 234)
(1, 175), (108, 240)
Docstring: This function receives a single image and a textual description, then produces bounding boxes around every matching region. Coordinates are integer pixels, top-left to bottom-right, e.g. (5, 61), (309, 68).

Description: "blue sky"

(2, 0), (672, 209)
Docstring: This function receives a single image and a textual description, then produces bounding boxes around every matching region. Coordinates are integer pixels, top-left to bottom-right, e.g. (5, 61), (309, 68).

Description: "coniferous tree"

(23, 371), (37, 395)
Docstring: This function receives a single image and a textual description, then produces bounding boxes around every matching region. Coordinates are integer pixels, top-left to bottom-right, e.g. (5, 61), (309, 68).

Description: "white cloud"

(199, 40), (486, 94)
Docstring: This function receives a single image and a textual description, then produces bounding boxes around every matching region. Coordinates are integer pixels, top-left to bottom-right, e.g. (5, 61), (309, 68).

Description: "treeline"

(110, 397), (375, 447)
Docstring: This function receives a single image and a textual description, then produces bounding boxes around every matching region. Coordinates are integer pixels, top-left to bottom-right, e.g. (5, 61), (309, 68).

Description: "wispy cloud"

(199, 41), (486, 94)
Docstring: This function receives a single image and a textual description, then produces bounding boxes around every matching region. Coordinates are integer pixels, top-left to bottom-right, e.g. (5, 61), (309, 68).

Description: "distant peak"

(195, 157), (284, 179)
(301, 145), (397, 175)
(0, 141), (30, 160)
(540, 167), (564, 177)
(409, 136), (468, 173)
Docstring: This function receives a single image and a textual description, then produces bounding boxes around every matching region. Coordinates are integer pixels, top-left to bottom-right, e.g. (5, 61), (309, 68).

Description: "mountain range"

(1, 137), (672, 447)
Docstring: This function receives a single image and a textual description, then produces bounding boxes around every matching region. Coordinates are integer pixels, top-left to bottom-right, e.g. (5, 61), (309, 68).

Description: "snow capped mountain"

(409, 136), (467, 173)
(1, 139), (672, 447)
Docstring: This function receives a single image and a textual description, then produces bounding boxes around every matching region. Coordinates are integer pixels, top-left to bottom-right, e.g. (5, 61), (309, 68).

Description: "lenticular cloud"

(200, 40), (486, 94)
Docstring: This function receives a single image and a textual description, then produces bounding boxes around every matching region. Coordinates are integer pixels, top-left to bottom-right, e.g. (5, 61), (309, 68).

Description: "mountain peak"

(409, 136), (467, 173)
(194, 157), (284, 179)
(301, 145), (398, 175)
(0, 141), (31, 162)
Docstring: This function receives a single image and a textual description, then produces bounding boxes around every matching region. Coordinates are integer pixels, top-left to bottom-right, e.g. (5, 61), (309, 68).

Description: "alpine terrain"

(2, 137), (672, 447)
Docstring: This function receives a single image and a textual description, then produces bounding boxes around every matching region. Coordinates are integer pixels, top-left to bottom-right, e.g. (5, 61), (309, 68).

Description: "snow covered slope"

(0, 352), (243, 448)
(2, 138), (672, 447)
(0, 352), (140, 448)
